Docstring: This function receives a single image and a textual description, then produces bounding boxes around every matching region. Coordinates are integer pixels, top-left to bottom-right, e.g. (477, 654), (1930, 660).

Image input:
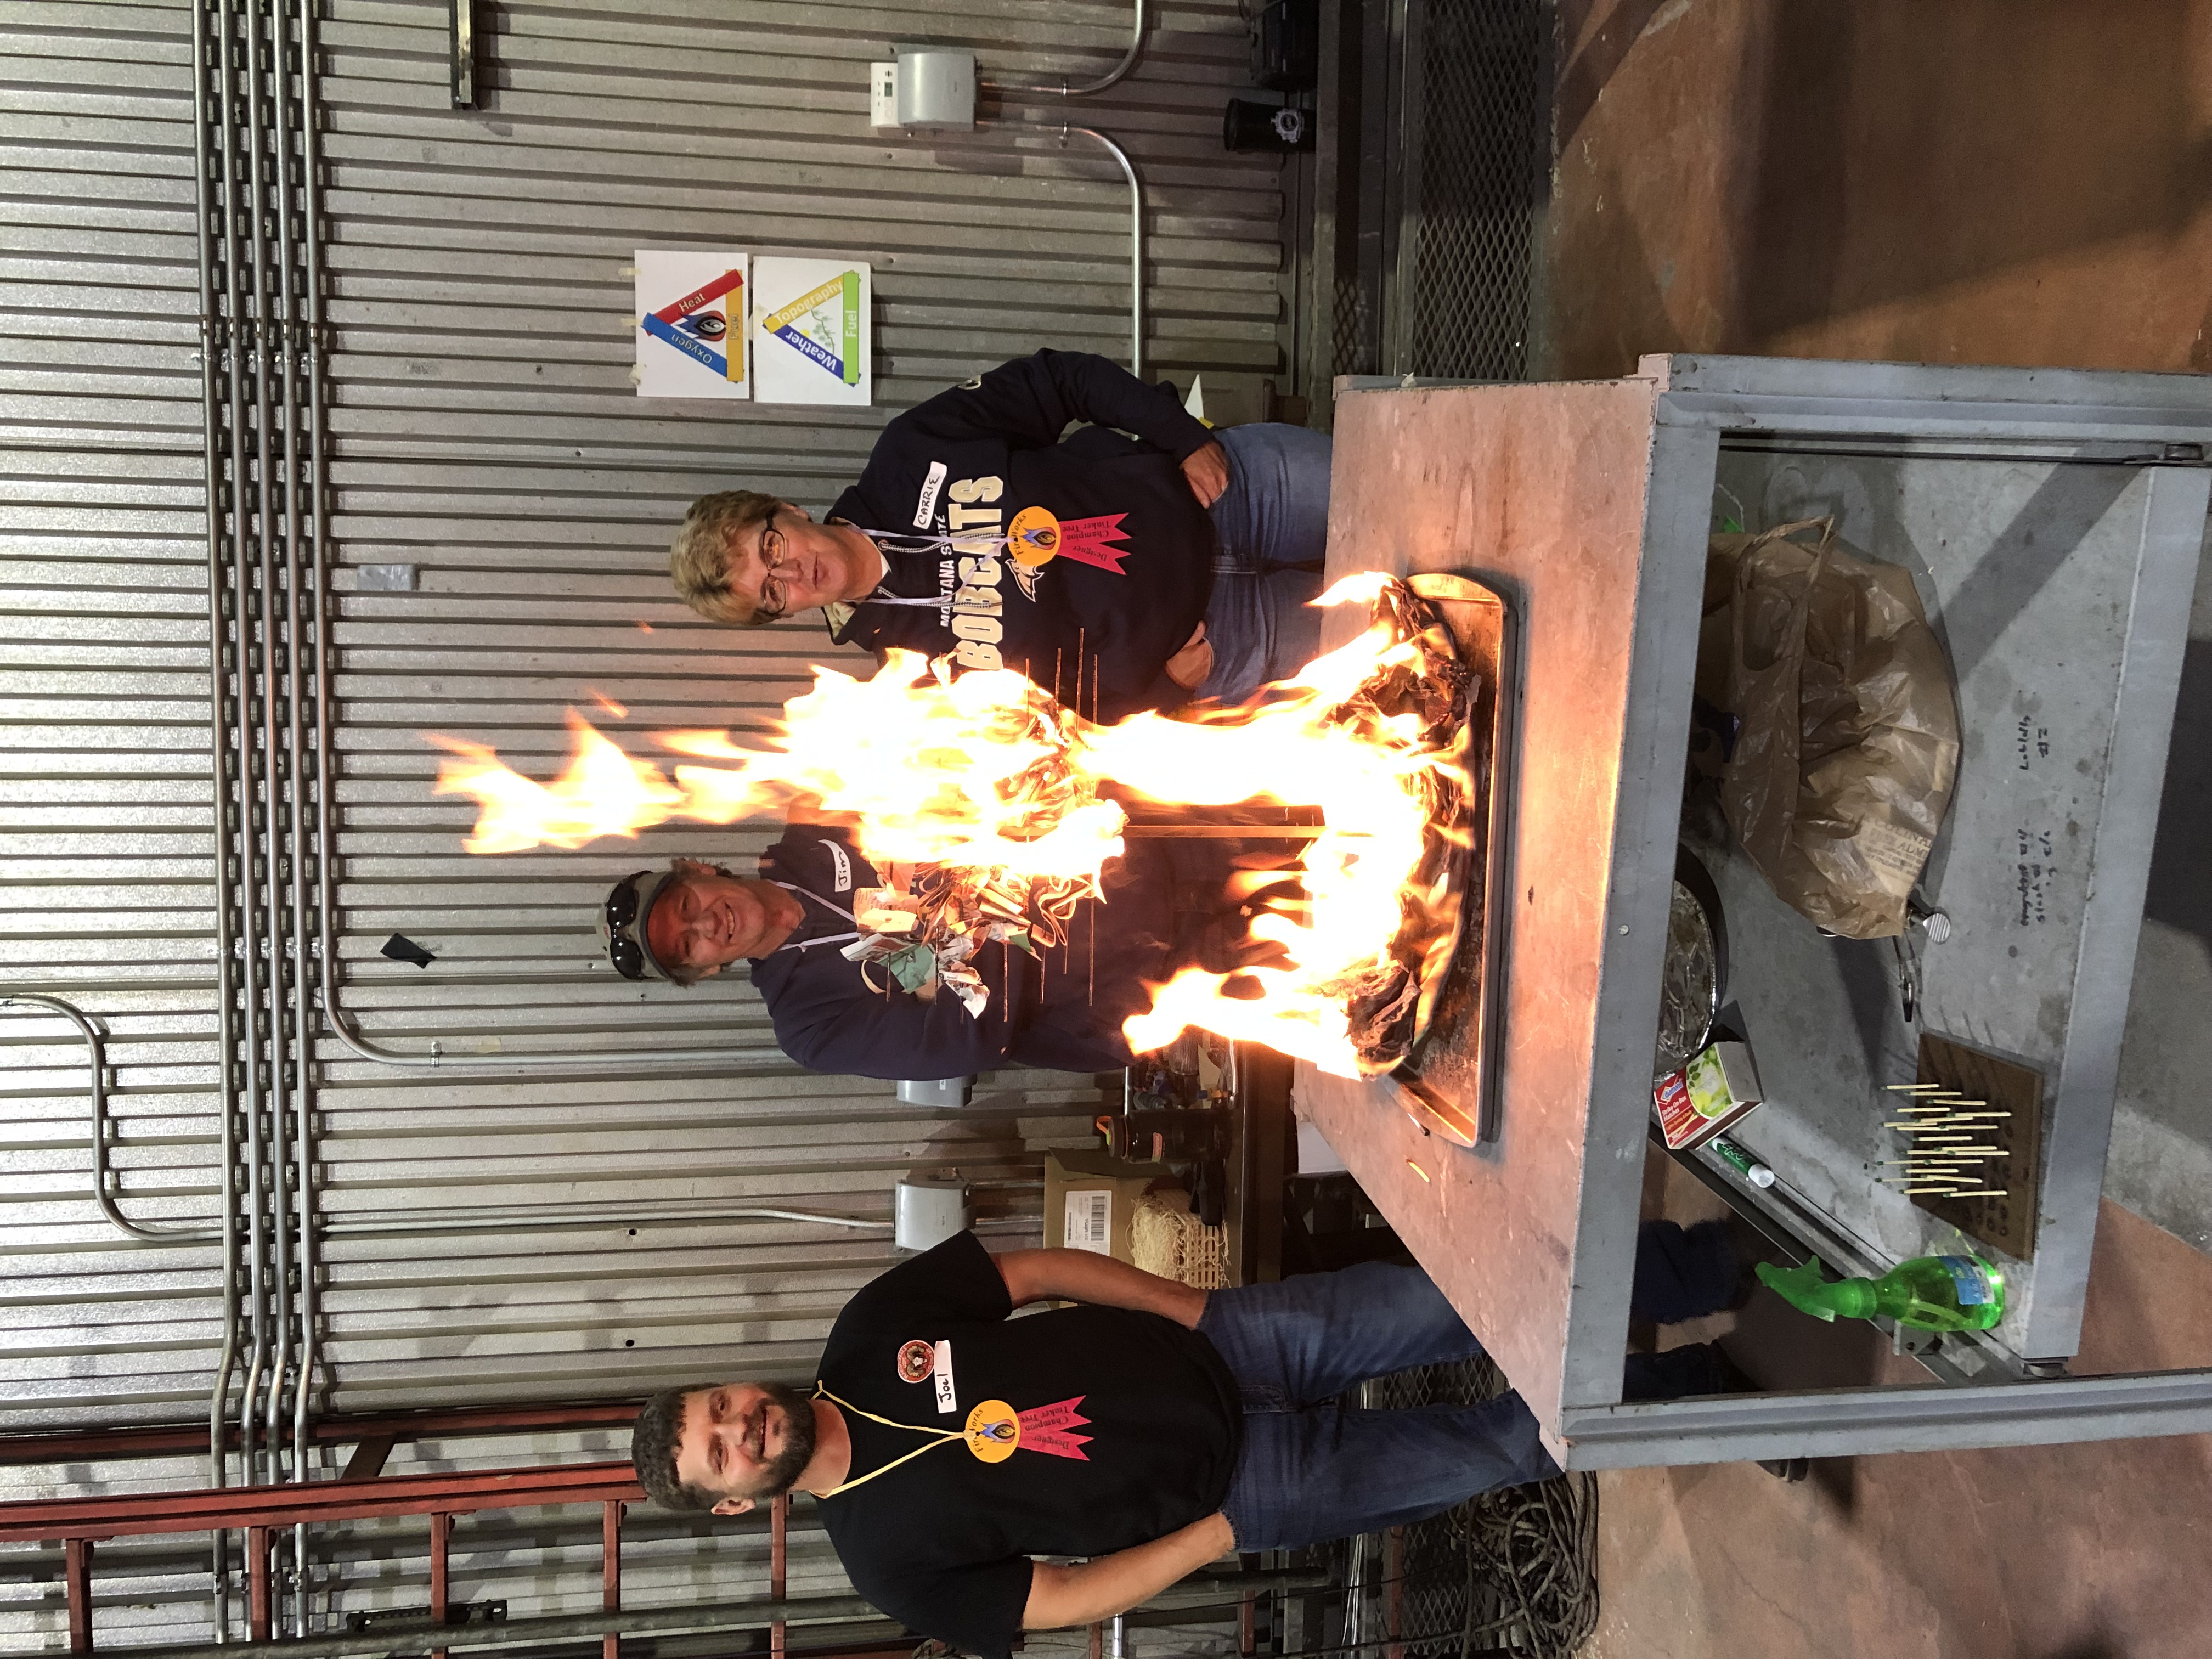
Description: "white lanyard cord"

(769, 879), (862, 954)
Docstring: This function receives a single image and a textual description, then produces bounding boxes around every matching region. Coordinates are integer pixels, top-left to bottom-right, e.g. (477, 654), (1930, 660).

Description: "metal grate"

(1345, 1356), (1599, 1658)
(1398, 0), (1550, 381)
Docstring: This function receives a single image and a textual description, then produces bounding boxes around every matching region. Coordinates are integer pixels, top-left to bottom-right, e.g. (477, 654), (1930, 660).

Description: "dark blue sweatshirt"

(748, 824), (1180, 1079)
(825, 350), (1220, 723)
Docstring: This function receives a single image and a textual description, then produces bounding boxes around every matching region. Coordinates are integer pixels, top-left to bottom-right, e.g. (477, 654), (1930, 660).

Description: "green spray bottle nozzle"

(1756, 1257), (1877, 1322)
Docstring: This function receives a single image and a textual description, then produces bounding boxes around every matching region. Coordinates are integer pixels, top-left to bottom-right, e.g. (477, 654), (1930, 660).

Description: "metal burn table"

(1297, 355), (2212, 1468)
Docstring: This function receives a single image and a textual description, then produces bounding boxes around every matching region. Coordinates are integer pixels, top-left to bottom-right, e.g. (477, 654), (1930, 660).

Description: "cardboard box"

(1042, 1151), (1173, 1264)
(1654, 1040), (1765, 1150)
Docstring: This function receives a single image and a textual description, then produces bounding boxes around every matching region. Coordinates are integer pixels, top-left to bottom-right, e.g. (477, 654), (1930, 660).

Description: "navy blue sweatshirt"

(748, 824), (1181, 1079)
(825, 351), (1220, 723)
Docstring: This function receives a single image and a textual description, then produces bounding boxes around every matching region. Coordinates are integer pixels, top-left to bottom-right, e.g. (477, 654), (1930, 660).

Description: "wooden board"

(1906, 1031), (2046, 1260)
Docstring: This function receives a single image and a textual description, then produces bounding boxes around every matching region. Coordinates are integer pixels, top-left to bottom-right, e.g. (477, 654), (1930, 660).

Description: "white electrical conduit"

(980, 0), (1146, 98)
(1060, 123), (1145, 382)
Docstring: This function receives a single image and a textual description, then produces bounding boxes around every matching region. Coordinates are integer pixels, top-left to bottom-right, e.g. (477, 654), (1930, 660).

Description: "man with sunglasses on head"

(665, 349), (1334, 720)
(597, 814), (1214, 1080)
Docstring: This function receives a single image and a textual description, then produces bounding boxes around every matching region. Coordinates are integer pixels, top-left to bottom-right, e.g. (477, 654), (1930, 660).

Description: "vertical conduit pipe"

(268, 0), (316, 1629)
(241, 0), (294, 1526)
(213, 0), (270, 1511)
(979, 0), (1146, 98)
(1060, 126), (1144, 381)
(191, 1), (246, 1637)
(295, 0), (332, 1533)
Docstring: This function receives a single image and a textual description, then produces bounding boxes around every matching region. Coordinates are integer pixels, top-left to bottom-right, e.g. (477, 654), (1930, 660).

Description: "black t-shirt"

(815, 1232), (1242, 1658)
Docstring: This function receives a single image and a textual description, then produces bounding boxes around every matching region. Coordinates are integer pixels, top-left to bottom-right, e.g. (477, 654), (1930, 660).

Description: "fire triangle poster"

(752, 255), (873, 407)
(634, 250), (750, 399)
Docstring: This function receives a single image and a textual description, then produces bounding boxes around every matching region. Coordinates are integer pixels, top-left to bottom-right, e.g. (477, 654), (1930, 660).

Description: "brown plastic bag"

(1703, 518), (1960, 939)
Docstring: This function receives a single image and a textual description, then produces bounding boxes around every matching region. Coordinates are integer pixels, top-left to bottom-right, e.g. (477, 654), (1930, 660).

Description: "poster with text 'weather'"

(634, 250), (749, 399)
(752, 256), (872, 407)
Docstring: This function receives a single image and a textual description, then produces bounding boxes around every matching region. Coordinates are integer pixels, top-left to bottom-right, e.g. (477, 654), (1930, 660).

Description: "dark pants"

(1195, 1220), (1738, 1548)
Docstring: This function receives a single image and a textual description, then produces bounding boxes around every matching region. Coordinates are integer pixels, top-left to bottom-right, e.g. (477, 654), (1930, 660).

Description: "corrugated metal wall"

(2, 0), (1285, 1645)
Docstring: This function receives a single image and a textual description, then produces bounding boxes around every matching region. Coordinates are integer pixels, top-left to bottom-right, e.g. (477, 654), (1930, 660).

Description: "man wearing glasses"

(665, 349), (1333, 721)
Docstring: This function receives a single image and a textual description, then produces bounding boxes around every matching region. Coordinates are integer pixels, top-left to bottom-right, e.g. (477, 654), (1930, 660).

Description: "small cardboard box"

(1042, 1151), (1172, 1264)
(1654, 1040), (1765, 1150)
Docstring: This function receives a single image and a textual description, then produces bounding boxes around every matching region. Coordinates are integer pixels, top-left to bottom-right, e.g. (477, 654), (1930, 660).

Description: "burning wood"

(431, 574), (1481, 1077)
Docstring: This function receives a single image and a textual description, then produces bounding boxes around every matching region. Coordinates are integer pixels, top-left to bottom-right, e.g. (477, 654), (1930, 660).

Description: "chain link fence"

(1399, 0), (1550, 381)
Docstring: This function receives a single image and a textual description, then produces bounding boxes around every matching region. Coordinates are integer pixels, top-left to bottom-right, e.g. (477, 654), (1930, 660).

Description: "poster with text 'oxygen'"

(752, 256), (872, 407)
(634, 250), (749, 399)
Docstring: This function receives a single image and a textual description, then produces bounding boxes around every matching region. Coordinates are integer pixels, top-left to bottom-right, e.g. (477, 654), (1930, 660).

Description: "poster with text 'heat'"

(751, 256), (872, 407)
(634, 250), (749, 399)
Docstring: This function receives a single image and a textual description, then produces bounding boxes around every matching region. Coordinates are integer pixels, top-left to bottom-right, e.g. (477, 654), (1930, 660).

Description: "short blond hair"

(670, 490), (783, 625)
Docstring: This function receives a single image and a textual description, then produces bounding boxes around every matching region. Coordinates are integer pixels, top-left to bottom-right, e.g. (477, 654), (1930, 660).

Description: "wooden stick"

(1121, 824), (1329, 838)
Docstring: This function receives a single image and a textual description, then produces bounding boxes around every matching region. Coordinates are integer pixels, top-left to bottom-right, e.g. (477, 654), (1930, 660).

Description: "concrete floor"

(1542, 2), (2212, 1652)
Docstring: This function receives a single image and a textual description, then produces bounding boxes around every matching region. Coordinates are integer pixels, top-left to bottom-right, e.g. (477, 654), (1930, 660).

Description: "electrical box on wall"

(893, 48), (976, 132)
(868, 60), (899, 129)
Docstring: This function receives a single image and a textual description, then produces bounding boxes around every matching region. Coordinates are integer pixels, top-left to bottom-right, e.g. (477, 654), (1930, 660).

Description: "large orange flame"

(430, 575), (1463, 1075)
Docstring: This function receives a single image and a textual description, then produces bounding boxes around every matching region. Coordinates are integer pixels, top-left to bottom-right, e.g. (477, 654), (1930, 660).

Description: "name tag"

(932, 1339), (957, 1414)
(914, 460), (948, 528)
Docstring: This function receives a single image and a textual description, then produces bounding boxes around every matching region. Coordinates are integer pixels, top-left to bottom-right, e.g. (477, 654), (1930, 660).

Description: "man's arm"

(901, 349), (1217, 464)
(769, 944), (1025, 1082)
(993, 1247), (1206, 1328)
(1022, 1513), (1236, 1630)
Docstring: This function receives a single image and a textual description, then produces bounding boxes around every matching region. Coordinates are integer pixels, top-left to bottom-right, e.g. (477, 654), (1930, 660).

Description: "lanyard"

(769, 879), (862, 954)
(846, 526), (1034, 617)
(811, 1382), (970, 1497)
(848, 524), (1024, 561)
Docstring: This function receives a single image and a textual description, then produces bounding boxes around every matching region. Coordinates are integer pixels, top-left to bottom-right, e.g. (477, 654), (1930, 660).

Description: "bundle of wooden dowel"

(1878, 1082), (2012, 1197)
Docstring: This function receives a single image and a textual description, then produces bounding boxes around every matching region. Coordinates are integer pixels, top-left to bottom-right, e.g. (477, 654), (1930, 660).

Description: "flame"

(430, 577), (1467, 1075)
(431, 710), (680, 854)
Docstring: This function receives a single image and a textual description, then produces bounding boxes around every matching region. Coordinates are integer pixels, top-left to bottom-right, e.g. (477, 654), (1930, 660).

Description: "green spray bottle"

(1757, 1252), (2005, 1333)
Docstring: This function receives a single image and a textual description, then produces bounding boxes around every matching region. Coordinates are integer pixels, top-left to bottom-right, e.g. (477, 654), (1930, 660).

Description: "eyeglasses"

(605, 878), (646, 979)
(754, 510), (799, 620)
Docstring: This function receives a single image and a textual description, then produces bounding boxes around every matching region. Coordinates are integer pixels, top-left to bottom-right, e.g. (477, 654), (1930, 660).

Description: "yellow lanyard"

(812, 1382), (967, 1498)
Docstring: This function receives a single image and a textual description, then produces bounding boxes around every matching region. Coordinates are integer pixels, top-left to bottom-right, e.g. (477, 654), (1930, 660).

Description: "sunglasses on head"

(606, 876), (648, 980)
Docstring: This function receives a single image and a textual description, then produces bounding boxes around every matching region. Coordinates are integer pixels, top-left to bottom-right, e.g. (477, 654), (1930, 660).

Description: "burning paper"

(430, 577), (1473, 1075)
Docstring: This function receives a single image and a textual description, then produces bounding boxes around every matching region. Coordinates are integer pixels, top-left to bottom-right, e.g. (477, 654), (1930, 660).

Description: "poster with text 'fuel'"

(634, 250), (749, 398)
(751, 255), (872, 407)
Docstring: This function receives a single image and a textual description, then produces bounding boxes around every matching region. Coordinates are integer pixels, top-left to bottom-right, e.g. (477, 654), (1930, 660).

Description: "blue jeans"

(1197, 1223), (1741, 1549)
(1199, 424), (1333, 704)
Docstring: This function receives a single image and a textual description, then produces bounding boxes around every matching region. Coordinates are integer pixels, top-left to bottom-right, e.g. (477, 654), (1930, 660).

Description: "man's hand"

(995, 1247), (1207, 1328)
(1023, 1512), (1237, 1629)
(1181, 439), (1229, 507)
(1165, 623), (1214, 691)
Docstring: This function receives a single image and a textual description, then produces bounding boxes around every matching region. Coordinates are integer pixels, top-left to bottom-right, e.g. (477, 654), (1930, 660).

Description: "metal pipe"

(267, 4), (317, 1629)
(981, 0), (1145, 98)
(318, 1003), (797, 1071)
(292, 0), (330, 1541)
(1060, 125), (1144, 380)
(312, 1205), (895, 1234)
(244, 0), (296, 1534)
(70, 1571), (1314, 1659)
(213, 0), (270, 1505)
(190, 4), (246, 1640)
(0, 995), (222, 1242)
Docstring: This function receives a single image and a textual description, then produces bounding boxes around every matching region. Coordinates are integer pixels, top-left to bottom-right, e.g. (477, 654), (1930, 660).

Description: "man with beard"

(627, 1225), (1767, 1659)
